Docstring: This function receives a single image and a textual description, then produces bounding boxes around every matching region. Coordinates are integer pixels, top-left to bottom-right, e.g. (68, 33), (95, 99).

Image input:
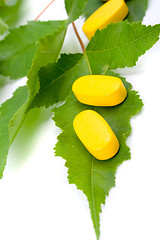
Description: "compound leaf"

(30, 21), (160, 109)
(0, 4), (158, 240)
(30, 21), (159, 239)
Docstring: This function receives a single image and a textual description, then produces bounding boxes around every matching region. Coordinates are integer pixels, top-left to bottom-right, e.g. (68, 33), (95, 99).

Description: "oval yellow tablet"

(73, 110), (119, 160)
(82, 0), (129, 40)
(72, 75), (127, 106)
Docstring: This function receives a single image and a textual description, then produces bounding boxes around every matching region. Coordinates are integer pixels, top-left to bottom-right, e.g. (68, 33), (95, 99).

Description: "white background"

(0, 0), (160, 239)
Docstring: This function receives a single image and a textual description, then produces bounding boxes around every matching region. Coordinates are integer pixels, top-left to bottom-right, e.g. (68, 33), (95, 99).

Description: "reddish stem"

(72, 22), (85, 53)
(34, 0), (85, 53)
(35, 0), (55, 21)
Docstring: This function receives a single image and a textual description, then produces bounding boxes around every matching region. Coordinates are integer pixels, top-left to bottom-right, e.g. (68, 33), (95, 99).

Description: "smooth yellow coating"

(73, 110), (119, 160)
(82, 0), (129, 39)
(72, 75), (127, 106)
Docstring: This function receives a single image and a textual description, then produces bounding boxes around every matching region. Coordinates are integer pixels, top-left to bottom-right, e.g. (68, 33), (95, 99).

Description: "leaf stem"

(71, 22), (92, 74)
(34, 1), (86, 54)
(35, 0), (55, 21)
(84, 52), (92, 75)
(72, 22), (85, 53)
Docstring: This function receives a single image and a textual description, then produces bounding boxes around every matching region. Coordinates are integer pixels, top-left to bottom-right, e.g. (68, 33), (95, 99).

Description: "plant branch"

(72, 22), (85, 53)
(35, 0), (55, 21)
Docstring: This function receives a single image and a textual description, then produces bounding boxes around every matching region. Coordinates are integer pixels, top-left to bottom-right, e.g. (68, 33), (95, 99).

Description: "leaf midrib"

(91, 156), (99, 239)
(0, 25), (66, 63)
(35, 55), (84, 95)
(9, 101), (28, 145)
(0, 42), (37, 63)
(0, 42), (63, 64)
(86, 26), (159, 54)
(35, 52), (94, 104)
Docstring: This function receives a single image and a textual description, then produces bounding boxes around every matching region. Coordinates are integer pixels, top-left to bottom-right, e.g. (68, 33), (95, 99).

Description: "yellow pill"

(73, 110), (119, 160)
(82, 0), (129, 40)
(72, 75), (127, 106)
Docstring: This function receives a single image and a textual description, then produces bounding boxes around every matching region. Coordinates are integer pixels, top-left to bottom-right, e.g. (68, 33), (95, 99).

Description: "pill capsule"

(82, 0), (129, 40)
(73, 110), (119, 160)
(72, 75), (127, 106)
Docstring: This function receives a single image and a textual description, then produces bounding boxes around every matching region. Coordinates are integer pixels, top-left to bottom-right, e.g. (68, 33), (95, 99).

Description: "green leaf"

(0, 0), (5, 6)
(30, 21), (160, 109)
(30, 53), (85, 108)
(0, 17), (8, 35)
(27, 25), (67, 101)
(29, 21), (160, 239)
(126, 0), (148, 22)
(0, 20), (66, 79)
(0, 86), (28, 178)
(53, 71), (143, 240)
(0, 0), (17, 6)
(83, 0), (104, 19)
(0, 85), (53, 178)
(65, 0), (88, 23)
(2, 20), (158, 239)
(9, 100), (29, 145)
(0, 0), (25, 28)
(83, 0), (148, 22)
(86, 21), (160, 73)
